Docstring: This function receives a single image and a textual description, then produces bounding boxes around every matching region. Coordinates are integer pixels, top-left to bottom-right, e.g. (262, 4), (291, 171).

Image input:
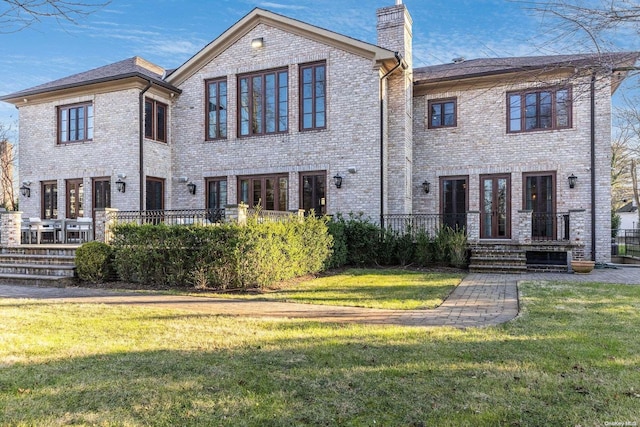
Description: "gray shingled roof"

(414, 52), (640, 83)
(0, 56), (180, 101)
(617, 201), (638, 213)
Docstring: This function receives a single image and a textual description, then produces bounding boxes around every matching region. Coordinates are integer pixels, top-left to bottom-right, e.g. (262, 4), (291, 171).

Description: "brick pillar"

(570, 209), (586, 260)
(94, 208), (119, 244)
(466, 211), (480, 243)
(225, 204), (247, 226)
(518, 210), (532, 244)
(0, 211), (23, 247)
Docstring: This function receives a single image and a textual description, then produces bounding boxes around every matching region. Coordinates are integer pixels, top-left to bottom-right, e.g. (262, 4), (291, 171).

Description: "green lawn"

(196, 268), (463, 310)
(1, 278), (639, 426)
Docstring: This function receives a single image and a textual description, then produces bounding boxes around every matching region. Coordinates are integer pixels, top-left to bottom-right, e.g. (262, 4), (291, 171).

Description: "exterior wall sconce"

(333, 173), (343, 189)
(20, 181), (31, 198)
(568, 174), (577, 189)
(251, 37), (264, 49)
(422, 180), (431, 194)
(187, 182), (196, 195)
(116, 178), (126, 193)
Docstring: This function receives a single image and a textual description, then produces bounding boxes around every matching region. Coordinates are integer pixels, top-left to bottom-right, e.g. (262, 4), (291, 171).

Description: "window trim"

(237, 68), (289, 137)
(299, 62), (327, 131)
(507, 87), (572, 133)
(57, 102), (93, 144)
(144, 98), (168, 143)
(205, 78), (228, 141)
(428, 98), (457, 129)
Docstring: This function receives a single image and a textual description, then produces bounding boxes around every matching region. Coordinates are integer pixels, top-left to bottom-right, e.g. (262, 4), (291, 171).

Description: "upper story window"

(238, 68), (288, 137)
(144, 98), (167, 142)
(428, 98), (456, 129)
(206, 78), (227, 140)
(300, 62), (326, 131)
(58, 102), (93, 143)
(508, 87), (571, 133)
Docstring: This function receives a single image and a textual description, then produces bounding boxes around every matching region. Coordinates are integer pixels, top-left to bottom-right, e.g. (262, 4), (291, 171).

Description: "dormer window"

(58, 102), (93, 144)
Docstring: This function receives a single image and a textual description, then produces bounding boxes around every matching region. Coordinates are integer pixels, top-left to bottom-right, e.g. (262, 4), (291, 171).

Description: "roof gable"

(166, 8), (397, 86)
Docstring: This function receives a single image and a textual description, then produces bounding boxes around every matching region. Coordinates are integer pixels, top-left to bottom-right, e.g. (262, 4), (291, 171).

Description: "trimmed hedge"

(76, 213), (467, 289)
(75, 241), (114, 283)
(326, 213), (468, 269)
(109, 214), (333, 289)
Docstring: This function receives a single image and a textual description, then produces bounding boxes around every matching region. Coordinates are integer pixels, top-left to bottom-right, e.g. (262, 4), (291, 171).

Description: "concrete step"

(469, 264), (528, 274)
(0, 263), (76, 277)
(0, 273), (77, 287)
(0, 254), (76, 265)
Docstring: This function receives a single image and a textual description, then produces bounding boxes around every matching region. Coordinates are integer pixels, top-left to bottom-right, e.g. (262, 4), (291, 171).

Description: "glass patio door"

(66, 179), (84, 219)
(301, 173), (326, 216)
(480, 174), (511, 239)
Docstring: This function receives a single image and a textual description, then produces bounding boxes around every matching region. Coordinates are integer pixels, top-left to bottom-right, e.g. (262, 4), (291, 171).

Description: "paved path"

(1, 266), (639, 328)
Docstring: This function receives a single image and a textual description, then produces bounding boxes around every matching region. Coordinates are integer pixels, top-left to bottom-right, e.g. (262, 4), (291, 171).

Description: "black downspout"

(379, 52), (404, 228)
(139, 80), (152, 211)
(590, 72), (596, 261)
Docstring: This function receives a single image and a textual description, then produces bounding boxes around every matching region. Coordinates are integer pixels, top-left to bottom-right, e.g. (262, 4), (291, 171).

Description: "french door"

(301, 173), (326, 216)
(480, 174), (511, 239)
(440, 176), (467, 231)
(146, 177), (164, 210)
(524, 173), (556, 239)
(66, 179), (84, 219)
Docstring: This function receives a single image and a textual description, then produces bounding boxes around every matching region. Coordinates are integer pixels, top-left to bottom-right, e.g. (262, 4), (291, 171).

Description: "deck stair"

(469, 241), (571, 273)
(0, 245), (78, 286)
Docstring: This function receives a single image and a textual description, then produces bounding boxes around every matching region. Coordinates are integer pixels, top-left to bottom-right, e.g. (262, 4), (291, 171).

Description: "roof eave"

(0, 73), (181, 104)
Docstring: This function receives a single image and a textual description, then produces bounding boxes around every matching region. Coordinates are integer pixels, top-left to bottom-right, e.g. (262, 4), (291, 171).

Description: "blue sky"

(1, 0), (638, 136)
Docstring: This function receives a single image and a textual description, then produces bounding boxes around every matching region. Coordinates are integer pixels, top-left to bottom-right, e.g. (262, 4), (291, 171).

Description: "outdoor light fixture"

(251, 37), (264, 49)
(422, 180), (431, 194)
(333, 173), (343, 189)
(568, 174), (577, 189)
(187, 182), (196, 195)
(20, 182), (31, 198)
(116, 178), (126, 193)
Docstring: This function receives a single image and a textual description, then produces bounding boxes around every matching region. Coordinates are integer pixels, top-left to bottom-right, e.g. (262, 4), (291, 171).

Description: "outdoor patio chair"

(65, 217), (93, 243)
(27, 217), (43, 244)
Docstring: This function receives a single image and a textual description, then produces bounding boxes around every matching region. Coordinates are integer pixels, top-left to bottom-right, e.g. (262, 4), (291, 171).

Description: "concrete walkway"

(1, 266), (639, 328)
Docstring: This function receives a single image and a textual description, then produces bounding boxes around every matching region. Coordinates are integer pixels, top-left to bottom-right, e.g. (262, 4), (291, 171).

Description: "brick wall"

(413, 73), (613, 262)
(171, 23), (384, 218)
(17, 89), (151, 218)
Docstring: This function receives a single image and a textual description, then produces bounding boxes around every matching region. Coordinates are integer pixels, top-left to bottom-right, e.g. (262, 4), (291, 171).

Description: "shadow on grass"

(2, 281), (639, 426)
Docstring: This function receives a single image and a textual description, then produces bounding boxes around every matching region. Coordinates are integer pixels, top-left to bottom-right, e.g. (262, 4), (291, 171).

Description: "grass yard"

(197, 268), (463, 310)
(1, 277), (639, 426)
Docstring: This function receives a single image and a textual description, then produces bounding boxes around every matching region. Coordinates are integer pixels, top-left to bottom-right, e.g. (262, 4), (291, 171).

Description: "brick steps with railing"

(0, 246), (78, 287)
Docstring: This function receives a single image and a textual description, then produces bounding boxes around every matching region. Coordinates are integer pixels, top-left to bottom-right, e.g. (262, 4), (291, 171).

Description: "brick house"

(1, 3), (638, 268)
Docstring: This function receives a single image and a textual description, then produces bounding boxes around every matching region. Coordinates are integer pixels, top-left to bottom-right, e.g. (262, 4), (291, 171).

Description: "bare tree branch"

(512, 0), (640, 52)
(0, 122), (16, 210)
(0, 0), (110, 33)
